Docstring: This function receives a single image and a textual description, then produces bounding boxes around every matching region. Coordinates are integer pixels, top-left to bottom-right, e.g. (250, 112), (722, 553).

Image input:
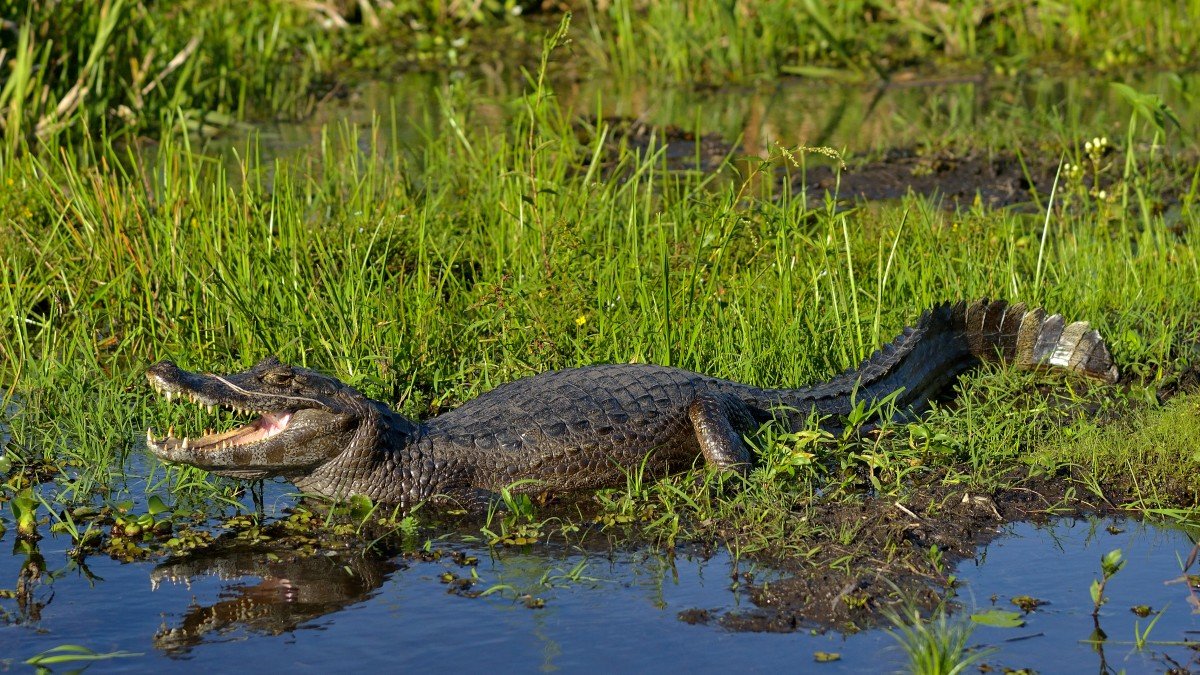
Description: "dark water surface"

(3, 500), (1198, 672)
(204, 69), (1199, 180)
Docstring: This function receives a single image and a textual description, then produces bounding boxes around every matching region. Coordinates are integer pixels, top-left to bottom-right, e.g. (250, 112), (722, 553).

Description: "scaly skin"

(145, 300), (1118, 508)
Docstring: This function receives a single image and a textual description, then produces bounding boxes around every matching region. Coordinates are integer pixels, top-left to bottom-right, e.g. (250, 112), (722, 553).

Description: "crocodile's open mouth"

(146, 372), (294, 454)
(144, 357), (362, 480)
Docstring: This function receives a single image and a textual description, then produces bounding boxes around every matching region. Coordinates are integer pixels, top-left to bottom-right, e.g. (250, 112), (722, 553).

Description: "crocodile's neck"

(291, 404), (443, 506)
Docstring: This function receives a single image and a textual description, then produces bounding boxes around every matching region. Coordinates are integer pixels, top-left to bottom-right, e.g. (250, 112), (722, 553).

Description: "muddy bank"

(585, 116), (1054, 206)
(705, 467), (1106, 633)
(794, 149), (1051, 208)
(588, 117), (1194, 213)
(590, 118), (1058, 207)
(579, 116), (733, 175)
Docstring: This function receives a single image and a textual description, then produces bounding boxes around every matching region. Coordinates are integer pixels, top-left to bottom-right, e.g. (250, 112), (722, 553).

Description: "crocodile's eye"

(263, 370), (293, 386)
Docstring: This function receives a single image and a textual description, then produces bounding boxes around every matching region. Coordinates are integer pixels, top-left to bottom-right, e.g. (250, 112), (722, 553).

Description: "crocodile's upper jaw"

(145, 357), (367, 479)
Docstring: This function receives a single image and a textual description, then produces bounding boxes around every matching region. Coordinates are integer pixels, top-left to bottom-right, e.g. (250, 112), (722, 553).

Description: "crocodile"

(145, 300), (1118, 508)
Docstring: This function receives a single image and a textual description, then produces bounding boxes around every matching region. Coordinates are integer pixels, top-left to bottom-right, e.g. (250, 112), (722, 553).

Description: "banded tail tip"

(958, 299), (1120, 384)
(1023, 314), (1117, 383)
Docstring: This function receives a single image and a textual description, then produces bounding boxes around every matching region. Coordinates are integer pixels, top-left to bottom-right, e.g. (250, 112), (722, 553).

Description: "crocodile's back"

(425, 364), (725, 491)
(420, 300), (1118, 496)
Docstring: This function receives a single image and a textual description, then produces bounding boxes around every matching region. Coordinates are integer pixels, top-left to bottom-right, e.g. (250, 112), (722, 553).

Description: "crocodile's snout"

(147, 359), (181, 382)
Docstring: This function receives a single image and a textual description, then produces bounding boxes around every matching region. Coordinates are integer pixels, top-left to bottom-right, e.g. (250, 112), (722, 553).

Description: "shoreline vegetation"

(2, 0), (1200, 649)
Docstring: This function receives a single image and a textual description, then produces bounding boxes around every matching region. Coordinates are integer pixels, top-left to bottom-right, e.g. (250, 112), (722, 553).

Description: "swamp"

(2, 1), (1200, 672)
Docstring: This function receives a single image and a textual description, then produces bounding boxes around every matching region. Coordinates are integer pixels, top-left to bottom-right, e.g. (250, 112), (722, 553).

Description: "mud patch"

(687, 467), (1121, 633)
(793, 148), (1052, 209)
(578, 117), (735, 176)
(583, 118), (1055, 208)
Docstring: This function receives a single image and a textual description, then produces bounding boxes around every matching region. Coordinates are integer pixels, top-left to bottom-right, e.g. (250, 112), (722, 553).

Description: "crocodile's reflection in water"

(151, 544), (399, 653)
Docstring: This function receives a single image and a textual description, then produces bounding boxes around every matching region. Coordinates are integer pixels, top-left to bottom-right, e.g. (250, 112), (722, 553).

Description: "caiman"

(145, 300), (1118, 508)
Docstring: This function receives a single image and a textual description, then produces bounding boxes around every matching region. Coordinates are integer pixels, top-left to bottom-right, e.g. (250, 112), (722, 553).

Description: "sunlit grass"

(885, 601), (991, 675)
(584, 0), (1200, 84)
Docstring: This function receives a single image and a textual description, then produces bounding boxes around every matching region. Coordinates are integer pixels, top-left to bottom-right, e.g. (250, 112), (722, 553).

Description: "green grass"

(584, 0), (1200, 84)
(0, 0), (337, 154)
(5, 0), (1200, 155)
(886, 601), (991, 675)
(1031, 393), (1200, 513)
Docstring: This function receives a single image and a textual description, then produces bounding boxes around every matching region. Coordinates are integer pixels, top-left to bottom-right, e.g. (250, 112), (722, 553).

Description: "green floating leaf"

(970, 609), (1026, 628)
(813, 651), (841, 662)
(146, 495), (170, 515)
(25, 644), (142, 666)
(348, 494), (374, 521)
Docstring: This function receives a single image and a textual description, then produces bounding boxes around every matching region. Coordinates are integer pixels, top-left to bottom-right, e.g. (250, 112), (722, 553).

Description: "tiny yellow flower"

(575, 314), (587, 327)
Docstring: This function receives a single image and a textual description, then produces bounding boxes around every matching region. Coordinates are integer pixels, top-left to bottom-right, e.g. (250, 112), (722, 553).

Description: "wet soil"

(589, 117), (1195, 213)
(579, 116), (734, 175)
(710, 467), (1105, 633)
(701, 374), (1200, 633)
(588, 118), (1055, 207)
(795, 148), (1052, 209)
(700, 376), (1200, 633)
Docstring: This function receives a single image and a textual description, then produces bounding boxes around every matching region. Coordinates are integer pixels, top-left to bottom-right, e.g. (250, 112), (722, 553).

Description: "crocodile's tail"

(780, 299), (1117, 420)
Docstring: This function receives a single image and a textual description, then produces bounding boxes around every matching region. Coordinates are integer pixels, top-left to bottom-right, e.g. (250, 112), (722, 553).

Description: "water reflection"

(151, 543), (399, 653)
(145, 533), (748, 662)
(202, 70), (1198, 177)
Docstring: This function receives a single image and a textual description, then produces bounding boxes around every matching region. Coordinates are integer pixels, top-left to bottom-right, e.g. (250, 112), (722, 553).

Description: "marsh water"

(209, 68), (1199, 183)
(2, 475), (1198, 672)
(5, 71), (1200, 670)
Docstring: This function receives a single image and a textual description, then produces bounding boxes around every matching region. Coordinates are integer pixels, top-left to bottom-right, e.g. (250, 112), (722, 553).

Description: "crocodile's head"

(145, 357), (379, 480)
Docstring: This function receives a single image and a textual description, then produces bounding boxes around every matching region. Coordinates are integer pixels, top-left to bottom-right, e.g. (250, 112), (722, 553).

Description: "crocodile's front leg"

(688, 394), (757, 472)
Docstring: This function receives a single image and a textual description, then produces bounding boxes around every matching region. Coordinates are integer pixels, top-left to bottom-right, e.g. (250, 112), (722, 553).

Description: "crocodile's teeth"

(181, 437), (190, 450)
(165, 391), (174, 402)
(168, 425), (174, 438)
(207, 404), (215, 415)
(146, 427), (153, 444)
